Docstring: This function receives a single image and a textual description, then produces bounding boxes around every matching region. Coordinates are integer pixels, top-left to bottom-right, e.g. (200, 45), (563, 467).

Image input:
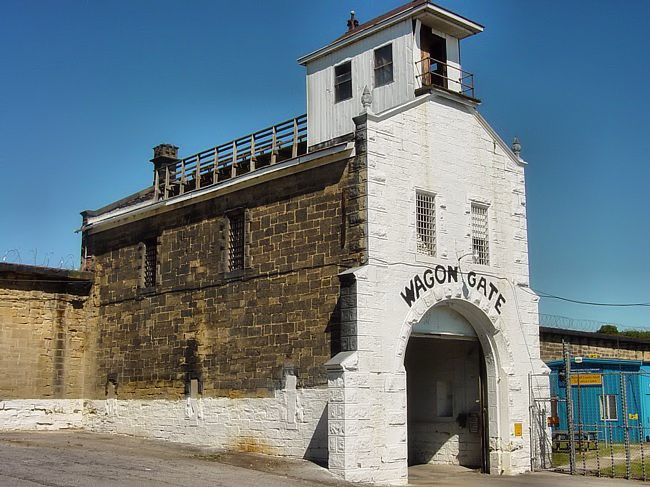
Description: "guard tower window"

(141, 238), (158, 288)
(471, 203), (489, 265)
(374, 44), (393, 87)
(334, 61), (352, 102)
(228, 212), (245, 272)
(416, 191), (436, 257)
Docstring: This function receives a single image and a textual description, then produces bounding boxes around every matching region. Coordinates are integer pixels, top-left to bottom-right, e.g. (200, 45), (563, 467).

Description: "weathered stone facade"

(0, 264), (92, 429)
(83, 154), (364, 401)
(540, 326), (650, 362)
(0, 264), (92, 400)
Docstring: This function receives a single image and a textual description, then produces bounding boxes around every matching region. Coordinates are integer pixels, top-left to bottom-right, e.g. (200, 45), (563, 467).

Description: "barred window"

(471, 204), (489, 265)
(142, 238), (157, 288)
(374, 44), (393, 87)
(228, 212), (245, 272)
(599, 394), (618, 421)
(416, 191), (436, 257)
(334, 61), (352, 103)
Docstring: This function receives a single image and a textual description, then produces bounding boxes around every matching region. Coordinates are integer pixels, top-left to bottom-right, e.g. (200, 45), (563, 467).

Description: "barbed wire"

(1, 249), (77, 270)
(539, 314), (649, 332)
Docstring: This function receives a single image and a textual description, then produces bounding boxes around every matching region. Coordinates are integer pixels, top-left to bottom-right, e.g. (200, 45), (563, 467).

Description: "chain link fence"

(531, 367), (650, 481)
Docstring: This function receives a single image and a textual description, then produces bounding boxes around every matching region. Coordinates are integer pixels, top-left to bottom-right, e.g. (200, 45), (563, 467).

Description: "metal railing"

(415, 57), (475, 98)
(155, 114), (307, 200)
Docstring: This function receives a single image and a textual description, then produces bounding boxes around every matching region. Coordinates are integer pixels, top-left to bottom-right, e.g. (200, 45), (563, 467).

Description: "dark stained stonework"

(83, 147), (367, 399)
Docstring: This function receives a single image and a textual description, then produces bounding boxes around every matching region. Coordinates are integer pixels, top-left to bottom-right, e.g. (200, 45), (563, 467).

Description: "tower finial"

(511, 136), (522, 158)
(347, 11), (359, 31)
(361, 86), (373, 112)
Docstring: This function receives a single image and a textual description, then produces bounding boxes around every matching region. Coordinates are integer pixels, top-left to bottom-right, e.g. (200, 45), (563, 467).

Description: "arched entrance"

(404, 304), (489, 471)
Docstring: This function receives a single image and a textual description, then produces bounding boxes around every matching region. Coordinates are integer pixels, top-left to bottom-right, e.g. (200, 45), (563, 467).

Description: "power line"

(532, 289), (650, 308)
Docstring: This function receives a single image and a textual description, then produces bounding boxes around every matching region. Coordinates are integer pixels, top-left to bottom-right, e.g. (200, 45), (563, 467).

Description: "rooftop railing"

(415, 57), (475, 99)
(154, 114), (307, 200)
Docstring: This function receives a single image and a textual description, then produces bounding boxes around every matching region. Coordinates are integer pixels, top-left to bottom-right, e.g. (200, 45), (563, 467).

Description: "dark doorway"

(420, 29), (447, 88)
(405, 335), (488, 471)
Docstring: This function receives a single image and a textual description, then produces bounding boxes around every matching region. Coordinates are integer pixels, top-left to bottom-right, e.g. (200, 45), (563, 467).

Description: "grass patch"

(553, 443), (650, 480)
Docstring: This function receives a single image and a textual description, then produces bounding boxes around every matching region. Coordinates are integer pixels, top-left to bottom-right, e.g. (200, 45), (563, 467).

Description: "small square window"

(334, 61), (352, 102)
(471, 204), (489, 265)
(374, 44), (393, 87)
(416, 191), (436, 257)
(228, 212), (245, 272)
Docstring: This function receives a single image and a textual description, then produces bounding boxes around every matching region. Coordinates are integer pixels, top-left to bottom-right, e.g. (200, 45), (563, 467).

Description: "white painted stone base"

(83, 388), (329, 461)
(1, 388), (329, 464)
(0, 399), (84, 430)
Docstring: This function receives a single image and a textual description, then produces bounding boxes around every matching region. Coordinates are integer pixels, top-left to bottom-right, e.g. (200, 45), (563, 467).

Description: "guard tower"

(299, 0), (483, 147)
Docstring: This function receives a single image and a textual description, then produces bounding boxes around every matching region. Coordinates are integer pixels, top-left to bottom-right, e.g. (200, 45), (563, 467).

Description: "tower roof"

(298, 0), (483, 65)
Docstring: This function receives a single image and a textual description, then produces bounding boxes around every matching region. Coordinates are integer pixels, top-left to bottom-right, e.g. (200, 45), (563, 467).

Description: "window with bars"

(599, 394), (618, 421)
(471, 204), (489, 265)
(228, 212), (245, 272)
(334, 61), (352, 103)
(374, 44), (393, 87)
(142, 238), (157, 288)
(416, 191), (436, 257)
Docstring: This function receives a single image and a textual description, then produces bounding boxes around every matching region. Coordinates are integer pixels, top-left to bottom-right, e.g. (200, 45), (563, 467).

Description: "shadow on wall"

(304, 404), (328, 467)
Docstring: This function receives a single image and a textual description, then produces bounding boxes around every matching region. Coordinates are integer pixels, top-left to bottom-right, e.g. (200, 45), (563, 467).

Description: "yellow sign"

(629, 413), (639, 420)
(514, 423), (523, 437)
(570, 373), (602, 386)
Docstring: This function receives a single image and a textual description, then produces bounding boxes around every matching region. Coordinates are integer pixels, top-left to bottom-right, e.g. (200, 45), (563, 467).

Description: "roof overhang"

(82, 141), (355, 235)
(298, 1), (483, 66)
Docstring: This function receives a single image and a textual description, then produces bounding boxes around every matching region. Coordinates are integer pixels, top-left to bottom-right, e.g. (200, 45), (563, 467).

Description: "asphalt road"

(0, 431), (349, 487)
(0, 431), (647, 487)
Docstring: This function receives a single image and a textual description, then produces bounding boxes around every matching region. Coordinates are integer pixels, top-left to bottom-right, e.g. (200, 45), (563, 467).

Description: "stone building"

(540, 326), (650, 363)
(5, 2), (548, 485)
(0, 263), (92, 429)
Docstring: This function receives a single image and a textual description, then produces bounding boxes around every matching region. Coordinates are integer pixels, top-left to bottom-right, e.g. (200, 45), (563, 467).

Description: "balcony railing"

(155, 114), (307, 200)
(415, 57), (475, 99)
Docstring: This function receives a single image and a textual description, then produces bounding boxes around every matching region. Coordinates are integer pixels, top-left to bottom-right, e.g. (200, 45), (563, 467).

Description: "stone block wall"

(0, 264), (92, 430)
(0, 265), (92, 400)
(83, 156), (364, 401)
(540, 327), (650, 362)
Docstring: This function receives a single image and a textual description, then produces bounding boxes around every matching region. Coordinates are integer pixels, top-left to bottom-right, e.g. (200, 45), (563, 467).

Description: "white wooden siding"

(305, 20), (467, 147)
(305, 20), (415, 147)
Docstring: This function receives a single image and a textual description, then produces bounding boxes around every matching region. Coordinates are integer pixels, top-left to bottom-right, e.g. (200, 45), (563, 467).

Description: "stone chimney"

(151, 144), (179, 169)
(151, 144), (179, 198)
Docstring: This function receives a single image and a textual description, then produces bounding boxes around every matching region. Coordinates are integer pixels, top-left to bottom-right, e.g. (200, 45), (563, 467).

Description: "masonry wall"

(540, 328), (650, 362)
(0, 267), (92, 429)
(84, 156), (364, 402)
(324, 95), (544, 483)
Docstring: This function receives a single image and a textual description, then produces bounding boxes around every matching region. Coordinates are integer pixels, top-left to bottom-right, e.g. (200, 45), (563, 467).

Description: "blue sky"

(1, 1), (649, 329)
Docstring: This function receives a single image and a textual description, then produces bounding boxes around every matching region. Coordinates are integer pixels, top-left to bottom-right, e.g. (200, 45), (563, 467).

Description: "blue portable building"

(547, 358), (650, 444)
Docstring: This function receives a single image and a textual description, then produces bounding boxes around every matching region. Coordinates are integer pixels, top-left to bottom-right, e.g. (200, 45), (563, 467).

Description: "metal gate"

(529, 372), (553, 471)
(530, 359), (650, 480)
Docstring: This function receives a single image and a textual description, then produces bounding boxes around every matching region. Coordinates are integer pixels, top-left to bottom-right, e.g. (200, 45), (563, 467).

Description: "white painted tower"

(300, 2), (547, 484)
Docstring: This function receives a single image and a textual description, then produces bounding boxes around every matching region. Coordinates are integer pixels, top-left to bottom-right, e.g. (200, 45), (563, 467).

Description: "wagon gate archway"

(397, 296), (512, 475)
